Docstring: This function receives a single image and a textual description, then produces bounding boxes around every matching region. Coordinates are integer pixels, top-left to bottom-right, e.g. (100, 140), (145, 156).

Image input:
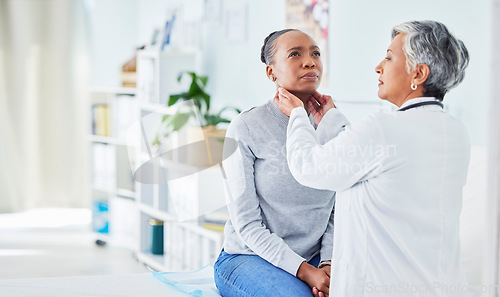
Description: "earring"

(411, 83), (417, 91)
(273, 77), (277, 82)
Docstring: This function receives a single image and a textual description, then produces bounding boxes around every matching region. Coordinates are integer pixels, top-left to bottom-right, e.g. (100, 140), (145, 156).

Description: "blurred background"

(0, 0), (498, 295)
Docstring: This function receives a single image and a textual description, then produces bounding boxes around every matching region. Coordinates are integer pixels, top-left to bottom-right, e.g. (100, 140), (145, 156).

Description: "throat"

(290, 91), (312, 114)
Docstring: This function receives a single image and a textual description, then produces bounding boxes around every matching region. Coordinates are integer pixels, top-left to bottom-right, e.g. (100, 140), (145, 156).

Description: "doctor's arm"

(286, 107), (386, 192)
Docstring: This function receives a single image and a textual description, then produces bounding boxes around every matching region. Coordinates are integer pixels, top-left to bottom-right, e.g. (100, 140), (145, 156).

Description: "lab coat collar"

(398, 97), (441, 111)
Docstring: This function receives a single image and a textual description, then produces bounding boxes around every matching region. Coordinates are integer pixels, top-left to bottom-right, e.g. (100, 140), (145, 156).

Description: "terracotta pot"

(183, 125), (226, 167)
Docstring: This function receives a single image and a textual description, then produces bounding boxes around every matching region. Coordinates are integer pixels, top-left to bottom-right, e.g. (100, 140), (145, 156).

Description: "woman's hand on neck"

(276, 87), (312, 115)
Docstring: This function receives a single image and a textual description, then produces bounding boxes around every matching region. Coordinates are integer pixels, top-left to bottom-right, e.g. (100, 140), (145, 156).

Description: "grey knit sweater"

(221, 99), (344, 276)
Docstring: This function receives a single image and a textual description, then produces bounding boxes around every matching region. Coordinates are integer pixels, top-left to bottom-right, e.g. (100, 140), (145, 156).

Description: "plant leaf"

(169, 93), (190, 106)
(168, 94), (180, 106)
(169, 112), (191, 131)
(204, 113), (232, 126)
(216, 106), (241, 117)
(177, 72), (185, 82)
(198, 75), (208, 86)
(202, 93), (210, 112)
(187, 72), (196, 82)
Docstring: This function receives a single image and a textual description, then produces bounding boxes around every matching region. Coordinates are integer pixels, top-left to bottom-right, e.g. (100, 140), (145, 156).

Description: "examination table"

(0, 266), (221, 297)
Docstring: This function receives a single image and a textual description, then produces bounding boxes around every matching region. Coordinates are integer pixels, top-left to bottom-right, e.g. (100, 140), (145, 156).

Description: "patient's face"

(269, 31), (323, 95)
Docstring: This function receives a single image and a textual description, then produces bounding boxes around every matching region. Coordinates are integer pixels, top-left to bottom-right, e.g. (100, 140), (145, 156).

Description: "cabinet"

(89, 50), (226, 272)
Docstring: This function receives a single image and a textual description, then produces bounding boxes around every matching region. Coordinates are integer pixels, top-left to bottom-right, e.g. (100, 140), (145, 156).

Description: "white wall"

(90, 0), (491, 145)
(89, 0), (139, 87)
(328, 0), (491, 146)
(199, 0), (285, 112)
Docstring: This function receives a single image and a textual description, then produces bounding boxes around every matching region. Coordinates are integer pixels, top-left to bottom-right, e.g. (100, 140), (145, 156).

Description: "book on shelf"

(113, 95), (137, 140)
(91, 143), (116, 189)
(201, 211), (229, 233)
(137, 57), (157, 104)
(92, 200), (109, 234)
(202, 222), (225, 233)
(92, 104), (110, 136)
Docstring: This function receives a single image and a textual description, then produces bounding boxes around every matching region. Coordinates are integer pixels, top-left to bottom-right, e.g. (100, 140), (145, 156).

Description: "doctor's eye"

(288, 51), (300, 58)
(313, 51), (321, 57)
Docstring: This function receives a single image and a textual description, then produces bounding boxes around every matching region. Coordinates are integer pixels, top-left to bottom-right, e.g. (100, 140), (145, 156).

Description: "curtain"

(0, 0), (90, 212)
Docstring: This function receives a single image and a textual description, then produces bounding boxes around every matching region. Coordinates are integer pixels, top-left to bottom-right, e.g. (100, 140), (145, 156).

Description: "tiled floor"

(0, 208), (149, 280)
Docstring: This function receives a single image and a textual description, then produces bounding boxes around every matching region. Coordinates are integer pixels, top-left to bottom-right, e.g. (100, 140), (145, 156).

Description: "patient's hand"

(296, 262), (330, 297)
(312, 265), (331, 297)
(308, 91), (336, 126)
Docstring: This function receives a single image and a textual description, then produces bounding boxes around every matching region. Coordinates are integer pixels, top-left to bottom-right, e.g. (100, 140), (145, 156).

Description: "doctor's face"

(267, 31), (323, 95)
(375, 34), (413, 106)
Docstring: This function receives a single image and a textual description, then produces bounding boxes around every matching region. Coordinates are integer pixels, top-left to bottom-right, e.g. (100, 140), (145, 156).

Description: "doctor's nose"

(375, 62), (383, 74)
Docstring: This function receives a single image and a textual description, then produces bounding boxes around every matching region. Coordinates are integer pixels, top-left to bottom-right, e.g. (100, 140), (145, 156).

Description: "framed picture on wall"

(204, 0), (222, 24)
(225, 3), (247, 42)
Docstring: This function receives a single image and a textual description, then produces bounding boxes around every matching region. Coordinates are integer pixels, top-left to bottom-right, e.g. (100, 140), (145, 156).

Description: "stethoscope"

(398, 101), (444, 112)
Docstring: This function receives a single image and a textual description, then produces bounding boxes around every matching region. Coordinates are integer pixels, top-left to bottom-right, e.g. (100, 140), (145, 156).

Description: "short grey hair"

(392, 20), (469, 100)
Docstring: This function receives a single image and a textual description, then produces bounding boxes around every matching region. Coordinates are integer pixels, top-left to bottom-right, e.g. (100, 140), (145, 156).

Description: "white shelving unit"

(134, 49), (225, 271)
(88, 87), (139, 249)
(88, 49), (225, 272)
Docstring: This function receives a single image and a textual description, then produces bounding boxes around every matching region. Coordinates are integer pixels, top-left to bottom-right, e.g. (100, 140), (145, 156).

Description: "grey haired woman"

(276, 20), (471, 296)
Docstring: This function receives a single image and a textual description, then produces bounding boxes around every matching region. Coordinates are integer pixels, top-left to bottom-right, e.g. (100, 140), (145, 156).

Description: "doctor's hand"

(297, 262), (330, 297)
(308, 91), (336, 126)
(274, 87), (304, 117)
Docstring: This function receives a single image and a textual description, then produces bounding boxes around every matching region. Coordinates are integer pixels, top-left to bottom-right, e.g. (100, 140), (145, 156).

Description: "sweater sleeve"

(319, 196), (335, 262)
(286, 107), (386, 192)
(222, 116), (306, 276)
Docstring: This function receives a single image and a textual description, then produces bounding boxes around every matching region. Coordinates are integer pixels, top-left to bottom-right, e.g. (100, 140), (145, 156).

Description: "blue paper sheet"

(149, 266), (221, 297)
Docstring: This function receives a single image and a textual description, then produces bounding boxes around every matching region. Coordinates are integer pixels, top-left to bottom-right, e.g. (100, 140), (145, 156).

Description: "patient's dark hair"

(260, 29), (298, 65)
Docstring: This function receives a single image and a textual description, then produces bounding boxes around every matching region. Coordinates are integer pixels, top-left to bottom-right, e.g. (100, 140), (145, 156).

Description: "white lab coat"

(286, 98), (471, 297)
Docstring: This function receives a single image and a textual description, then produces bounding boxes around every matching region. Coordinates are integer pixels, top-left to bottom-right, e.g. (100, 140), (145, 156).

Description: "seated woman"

(276, 20), (471, 296)
(214, 29), (347, 297)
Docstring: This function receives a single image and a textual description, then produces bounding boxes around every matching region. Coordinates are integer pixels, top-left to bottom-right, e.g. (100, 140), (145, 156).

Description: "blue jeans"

(214, 251), (320, 297)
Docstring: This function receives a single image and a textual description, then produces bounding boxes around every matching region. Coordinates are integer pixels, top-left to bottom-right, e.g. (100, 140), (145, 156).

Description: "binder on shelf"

(92, 104), (110, 136)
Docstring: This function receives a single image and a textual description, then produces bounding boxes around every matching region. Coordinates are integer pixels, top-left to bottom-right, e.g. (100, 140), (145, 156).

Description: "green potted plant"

(153, 71), (240, 166)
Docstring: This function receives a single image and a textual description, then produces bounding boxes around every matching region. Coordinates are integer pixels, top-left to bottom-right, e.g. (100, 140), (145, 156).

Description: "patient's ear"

(266, 65), (274, 81)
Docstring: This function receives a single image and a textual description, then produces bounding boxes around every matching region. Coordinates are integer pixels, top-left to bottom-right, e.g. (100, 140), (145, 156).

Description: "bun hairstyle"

(260, 29), (298, 65)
